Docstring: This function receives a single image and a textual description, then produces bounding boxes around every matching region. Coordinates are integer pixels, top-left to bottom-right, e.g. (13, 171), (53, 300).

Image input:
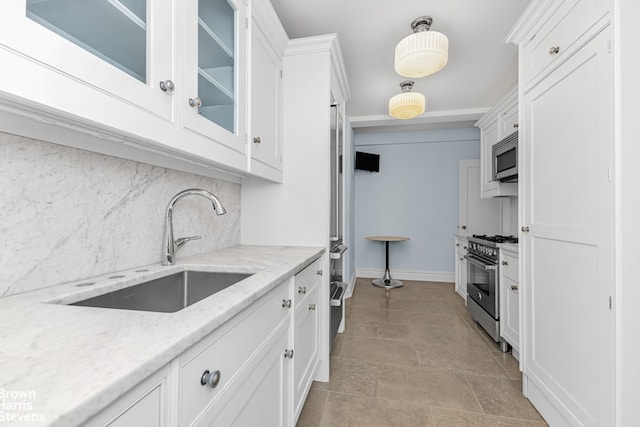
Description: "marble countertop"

(497, 242), (519, 253)
(0, 245), (324, 426)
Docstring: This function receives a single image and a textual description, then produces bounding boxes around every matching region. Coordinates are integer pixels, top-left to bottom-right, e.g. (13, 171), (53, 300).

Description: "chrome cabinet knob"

(502, 261), (508, 266)
(459, 257), (463, 261)
(298, 286), (307, 294)
(284, 349), (294, 359)
(316, 270), (323, 276)
(282, 299), (292, 308)
(511, 284), (519, 291)
(456, 243), (459, 247)
(253, 137), (261, 144)
(189, 97), (202, 108)
(159, 80), (175, 92)
(461, 225), (467, 230)
(309, 303), (316, 311)
(521, 226), (530, 232)
(463, 246), (467, 250)
(549, 46), (560, 55)
(200, 369), (221, 388)
(513, 123), (519, 128)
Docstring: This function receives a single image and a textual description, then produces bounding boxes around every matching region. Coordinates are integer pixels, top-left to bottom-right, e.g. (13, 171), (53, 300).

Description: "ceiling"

(269, 0), (531, 130)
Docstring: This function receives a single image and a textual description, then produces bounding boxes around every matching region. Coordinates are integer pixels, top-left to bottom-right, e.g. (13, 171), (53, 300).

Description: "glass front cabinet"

(183, 0), (247, 155)
(0, 0), (174, 120)
(0, 0), (253, 172)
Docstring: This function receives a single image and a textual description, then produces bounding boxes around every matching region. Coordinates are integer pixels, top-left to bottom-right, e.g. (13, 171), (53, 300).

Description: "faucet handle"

(175, 235), (201, 250)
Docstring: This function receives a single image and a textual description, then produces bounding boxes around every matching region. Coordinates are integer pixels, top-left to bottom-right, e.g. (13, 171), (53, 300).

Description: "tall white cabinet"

(241, 34), (350, 423)
(507, 1), (614, 425)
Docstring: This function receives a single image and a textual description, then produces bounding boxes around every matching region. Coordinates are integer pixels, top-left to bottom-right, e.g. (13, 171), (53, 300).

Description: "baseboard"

(356, 268), (454, 283)
(523, 374), (572, 427)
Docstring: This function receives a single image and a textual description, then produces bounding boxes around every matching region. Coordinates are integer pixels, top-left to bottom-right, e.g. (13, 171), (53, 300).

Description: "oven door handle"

(464, 255), (497, 271)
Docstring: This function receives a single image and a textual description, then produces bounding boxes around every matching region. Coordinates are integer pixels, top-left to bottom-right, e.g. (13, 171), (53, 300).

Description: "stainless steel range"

(465, 234), (517, 351)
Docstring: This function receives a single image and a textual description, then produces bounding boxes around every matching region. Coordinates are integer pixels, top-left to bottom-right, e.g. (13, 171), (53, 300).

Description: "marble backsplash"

(0, 132), (241, 297)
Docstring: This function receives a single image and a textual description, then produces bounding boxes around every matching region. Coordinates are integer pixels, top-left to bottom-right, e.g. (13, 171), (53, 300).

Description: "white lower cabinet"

(88, 257), (325, 427)
(179, 278), (292, 426)
(86, 364), (171, 427)
(454, 236), (468, 301)
(292, 259), (321, 421)
(499, 248), (520, 357)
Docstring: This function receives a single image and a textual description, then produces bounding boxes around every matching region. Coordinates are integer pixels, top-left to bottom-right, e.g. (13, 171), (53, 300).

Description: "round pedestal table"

(366, 236), (410, 297)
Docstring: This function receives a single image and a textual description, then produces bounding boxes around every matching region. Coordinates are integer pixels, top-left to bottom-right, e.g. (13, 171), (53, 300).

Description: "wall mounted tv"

(355, 151), (380, 172)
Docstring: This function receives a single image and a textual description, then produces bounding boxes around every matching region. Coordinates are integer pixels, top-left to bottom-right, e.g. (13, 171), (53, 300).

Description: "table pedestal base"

(371, 270), (403, 289)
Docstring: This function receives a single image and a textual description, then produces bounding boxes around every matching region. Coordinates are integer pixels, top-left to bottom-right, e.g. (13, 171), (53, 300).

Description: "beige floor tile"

(379, 308), (471, 330)
(430, 407), (548, 427)
(490, 351), (522, 380)
(378, 322), (498, 353)
(414, 343), (510, 379)
(323, 358), (379, 397)
(320, 392), (434, 427)
(340, 336), (419, 367)
(376, 364), (483, 412)
(465, 375), (545, 422)
(296, 388), (329, 427)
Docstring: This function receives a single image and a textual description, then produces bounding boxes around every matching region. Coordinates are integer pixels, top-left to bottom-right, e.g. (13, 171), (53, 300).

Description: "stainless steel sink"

(71, 271), (253, 313)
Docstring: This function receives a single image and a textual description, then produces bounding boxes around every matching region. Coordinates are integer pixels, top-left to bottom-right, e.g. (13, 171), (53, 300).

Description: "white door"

(521, 27), (613, 426)
(0, 0), (173, 119)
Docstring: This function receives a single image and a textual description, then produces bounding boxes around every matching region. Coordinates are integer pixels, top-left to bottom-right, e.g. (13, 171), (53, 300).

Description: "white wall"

(0, 132), (240, 297)
(354, 127), (480, 281)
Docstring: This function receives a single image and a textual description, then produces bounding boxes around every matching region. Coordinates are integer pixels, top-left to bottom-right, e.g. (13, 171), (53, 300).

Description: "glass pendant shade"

(389, 81), (425, 120)
(395, 17), (449, 78)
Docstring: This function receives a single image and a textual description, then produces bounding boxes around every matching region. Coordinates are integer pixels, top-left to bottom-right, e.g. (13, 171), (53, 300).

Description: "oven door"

(465, 254), (498, 319)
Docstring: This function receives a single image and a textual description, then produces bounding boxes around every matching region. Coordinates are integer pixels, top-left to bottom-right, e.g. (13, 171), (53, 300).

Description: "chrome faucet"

(163, 188), (226, 265)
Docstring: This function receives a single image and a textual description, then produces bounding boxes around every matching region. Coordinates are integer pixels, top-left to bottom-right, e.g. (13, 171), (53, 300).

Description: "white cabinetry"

(0, 0), (287, 181)
(248, 0), (287, 181)
(475, 87), (519, 198)
(454, 236), (468, 300)
(241, 34), (351, 383)
(0, 0), (174, 120)
(457, 159), (502, 235)
(86, 364), (171, 427)
(498, 247), (519, 358)
(182, 0), (248, 156)
(507, 2), (613, 425)
(178, 277), (291, 426)
(292, 258), (322, 422)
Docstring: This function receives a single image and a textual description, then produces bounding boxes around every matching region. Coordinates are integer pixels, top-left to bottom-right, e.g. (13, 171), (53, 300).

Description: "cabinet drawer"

(500, 252), (519, 282)
(294, 257), (322, 305)
(521, 0), (609, 85)
(179, 280), (291, 426)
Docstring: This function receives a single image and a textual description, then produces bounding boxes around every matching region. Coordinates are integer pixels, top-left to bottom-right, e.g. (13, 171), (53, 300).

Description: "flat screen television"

(355, 151), (379, 172)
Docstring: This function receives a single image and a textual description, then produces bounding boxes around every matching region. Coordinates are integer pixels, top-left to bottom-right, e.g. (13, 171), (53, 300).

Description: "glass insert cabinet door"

(0, 0), (173, 119)
(183, 0), (247, 154)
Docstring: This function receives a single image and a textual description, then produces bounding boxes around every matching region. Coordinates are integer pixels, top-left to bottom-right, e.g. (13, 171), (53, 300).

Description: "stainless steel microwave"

(492, 131), (518, 182)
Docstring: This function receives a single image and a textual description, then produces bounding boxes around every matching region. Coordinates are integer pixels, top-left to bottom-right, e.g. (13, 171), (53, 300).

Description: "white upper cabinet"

(183, 0), (247, 155)
(247, 0), (287, 182)
(0, 0), (174, 120)
(475, 86), (518, 198)
(0, 0), (288, 181)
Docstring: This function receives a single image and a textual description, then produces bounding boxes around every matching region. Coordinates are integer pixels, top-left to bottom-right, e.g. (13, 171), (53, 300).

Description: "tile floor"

(296, 278), (548, 427)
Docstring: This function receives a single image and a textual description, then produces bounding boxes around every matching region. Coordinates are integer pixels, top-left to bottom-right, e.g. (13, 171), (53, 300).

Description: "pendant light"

(395, 16), (449, 78)
(389, 81), (425, 120)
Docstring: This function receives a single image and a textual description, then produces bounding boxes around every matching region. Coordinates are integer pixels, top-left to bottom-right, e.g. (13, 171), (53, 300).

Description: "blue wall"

(354, 127), (480, 276)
